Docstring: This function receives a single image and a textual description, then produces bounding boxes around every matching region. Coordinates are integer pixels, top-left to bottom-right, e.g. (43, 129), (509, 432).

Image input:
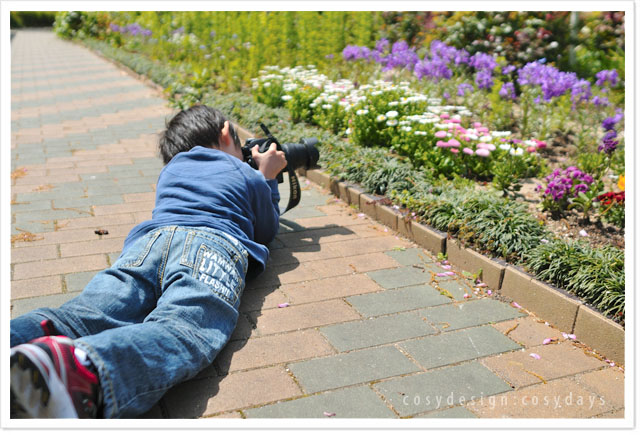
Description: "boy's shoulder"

(161, 146), (263, 184)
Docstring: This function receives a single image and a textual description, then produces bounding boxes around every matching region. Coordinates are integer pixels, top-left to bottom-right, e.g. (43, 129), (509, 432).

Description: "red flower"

(597, 191), (625, 206)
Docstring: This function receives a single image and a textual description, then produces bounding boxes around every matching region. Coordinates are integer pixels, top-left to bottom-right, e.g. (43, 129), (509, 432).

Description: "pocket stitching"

(120, 231), (161, 268)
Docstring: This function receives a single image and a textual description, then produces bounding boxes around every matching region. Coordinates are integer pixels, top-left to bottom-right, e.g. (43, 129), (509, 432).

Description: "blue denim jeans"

(10, 226), (249, 418)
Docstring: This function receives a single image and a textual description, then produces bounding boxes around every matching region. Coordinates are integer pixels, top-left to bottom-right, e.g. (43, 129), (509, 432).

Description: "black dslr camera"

(239, 123), (319, 213)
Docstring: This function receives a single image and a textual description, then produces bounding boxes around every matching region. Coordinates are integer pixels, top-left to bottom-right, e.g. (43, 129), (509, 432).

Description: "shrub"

(10, 11), (56, 28)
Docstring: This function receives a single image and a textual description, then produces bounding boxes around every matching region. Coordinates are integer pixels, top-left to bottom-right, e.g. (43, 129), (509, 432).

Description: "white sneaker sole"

(10, 343), (78, 418)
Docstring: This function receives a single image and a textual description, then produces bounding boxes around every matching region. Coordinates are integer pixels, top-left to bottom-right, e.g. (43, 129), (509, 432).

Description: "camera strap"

(282, 165), (301, 214)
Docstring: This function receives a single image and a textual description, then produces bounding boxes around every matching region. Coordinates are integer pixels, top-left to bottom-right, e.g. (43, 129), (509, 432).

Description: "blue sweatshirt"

(123, 146), (280, 276)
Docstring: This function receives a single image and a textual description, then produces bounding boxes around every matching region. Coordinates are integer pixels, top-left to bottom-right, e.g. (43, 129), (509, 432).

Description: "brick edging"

(302, 168), (625, 365)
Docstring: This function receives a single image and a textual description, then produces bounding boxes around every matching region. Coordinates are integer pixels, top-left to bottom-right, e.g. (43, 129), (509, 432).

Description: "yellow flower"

(617, 175), (625, 191)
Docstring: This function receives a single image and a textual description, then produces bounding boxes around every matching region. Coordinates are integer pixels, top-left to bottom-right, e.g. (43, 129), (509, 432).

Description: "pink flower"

(473, 122), (482, 128)
(475, 148), (490, 157)
(463, 147), (474, 155)
(435, 131), (448, 138)
(440, 113), (450, 119)
(436, 140), (449, 148)
(477, 127), (489, 133)
(447, 139), (461, 147)
(527, 146), (536, 153)
(450, 148), (459, 154)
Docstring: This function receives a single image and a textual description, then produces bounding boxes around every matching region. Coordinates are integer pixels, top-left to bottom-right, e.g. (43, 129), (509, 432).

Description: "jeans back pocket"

(119, 231), (162, 268)
(193, 243), (243, 307)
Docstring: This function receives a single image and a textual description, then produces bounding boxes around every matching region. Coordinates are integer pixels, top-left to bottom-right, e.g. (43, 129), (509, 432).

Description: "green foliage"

(54, 11), (110, 40)
(525, 238), (625, 323)
(10, 11), (56, 28)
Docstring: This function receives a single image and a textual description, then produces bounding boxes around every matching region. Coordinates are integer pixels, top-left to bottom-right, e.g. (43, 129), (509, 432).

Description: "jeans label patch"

(196, 245), (241, 304)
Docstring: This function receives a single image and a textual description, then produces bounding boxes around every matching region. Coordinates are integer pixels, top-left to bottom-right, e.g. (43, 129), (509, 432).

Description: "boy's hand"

(251, 142), (287, 180)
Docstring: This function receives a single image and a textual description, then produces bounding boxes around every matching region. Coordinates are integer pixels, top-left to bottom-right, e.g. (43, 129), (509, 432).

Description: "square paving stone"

(433, 279), (473, 301)
(366, 266), (431, 289)
(384, 248), (433, 266)
(65, 271), (98, 293)
(420, 298), (526, 331)
(399, 325), (521, 370)
(289, 346), (420, 394)
(373, 362), (512, 417)
(245, 386), (396, 418)
(11, 292), (82, 319)
(347, 285), (451, 317)
(319, 311), (439, 352)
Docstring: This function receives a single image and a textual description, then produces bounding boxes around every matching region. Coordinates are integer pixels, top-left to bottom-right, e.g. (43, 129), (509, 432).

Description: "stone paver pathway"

(9, 29), (625, 420)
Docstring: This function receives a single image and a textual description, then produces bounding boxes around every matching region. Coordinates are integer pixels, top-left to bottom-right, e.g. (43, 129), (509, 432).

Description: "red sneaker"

(10, 335), (102, 418)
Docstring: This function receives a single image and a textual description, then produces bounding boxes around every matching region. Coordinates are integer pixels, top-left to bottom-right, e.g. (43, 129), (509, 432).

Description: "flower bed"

(63, 14), (625, 326)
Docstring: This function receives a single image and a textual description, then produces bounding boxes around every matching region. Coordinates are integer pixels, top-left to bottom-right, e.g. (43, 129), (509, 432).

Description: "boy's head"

(158, 105), (242, 164)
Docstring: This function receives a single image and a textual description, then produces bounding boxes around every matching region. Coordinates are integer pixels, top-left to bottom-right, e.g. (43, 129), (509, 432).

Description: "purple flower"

(591, 95), (611, 107)
(343, 45), (373, 62)
(109, 23), (120, 32)
(375, 38), (390, 53)
(454, 49), (470, 65)
(430, 40), (459, 63)
(325, 53), (334, 59)
(443, 91), (450, 100)
(502, 65), (516, 75)
(602, 110), (623, 131)
(499, 82), (516, 100)
(468, 52), (497, 71)
(457, 83), (474, 96)
(570, 79), (591, 104)
(414, 57), (452, 82)
(475, 70), (494, 90)
(518, 62), (578, 101)
(381, 41), (419, 71)
(595, 69), (619, 87)
(210, 30), (216, 37)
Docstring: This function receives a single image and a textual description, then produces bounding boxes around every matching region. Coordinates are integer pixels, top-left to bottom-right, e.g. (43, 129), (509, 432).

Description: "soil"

(500, 137), (625, 251)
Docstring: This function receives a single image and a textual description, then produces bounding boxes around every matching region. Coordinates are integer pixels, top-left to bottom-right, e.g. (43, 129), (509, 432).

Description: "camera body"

(241, 124), (319, 183)
(240, 123), (319, 214)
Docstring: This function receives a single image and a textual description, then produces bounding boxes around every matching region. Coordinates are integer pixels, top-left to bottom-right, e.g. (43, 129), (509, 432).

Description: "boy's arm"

(250, 142), (287, 245)
(251, 177), (281, 245)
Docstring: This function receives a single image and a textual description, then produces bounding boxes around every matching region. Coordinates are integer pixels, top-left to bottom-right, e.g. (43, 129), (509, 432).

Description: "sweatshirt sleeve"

(250, 175), (281, 245)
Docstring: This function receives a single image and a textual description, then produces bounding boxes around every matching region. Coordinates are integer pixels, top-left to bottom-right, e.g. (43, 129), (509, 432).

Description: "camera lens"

(282, 138), (319, 171)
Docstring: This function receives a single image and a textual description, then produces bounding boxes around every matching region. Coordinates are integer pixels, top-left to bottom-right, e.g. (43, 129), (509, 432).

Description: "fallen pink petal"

(543, 338), (552, 345)
(444, 271), (455, 276)
(277, 303), (290, 308)
(487, 290), (492, 295)
(323, 412), (336, 417)
(512, 302), (522, 309)
(441, 265), (452, 270)
(463, 293), (470, 299)
(579, 229), (588, 237)
(475, 282), (487, 288)
(436, 272), (448, 277)
(529, 353), (541, 360)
